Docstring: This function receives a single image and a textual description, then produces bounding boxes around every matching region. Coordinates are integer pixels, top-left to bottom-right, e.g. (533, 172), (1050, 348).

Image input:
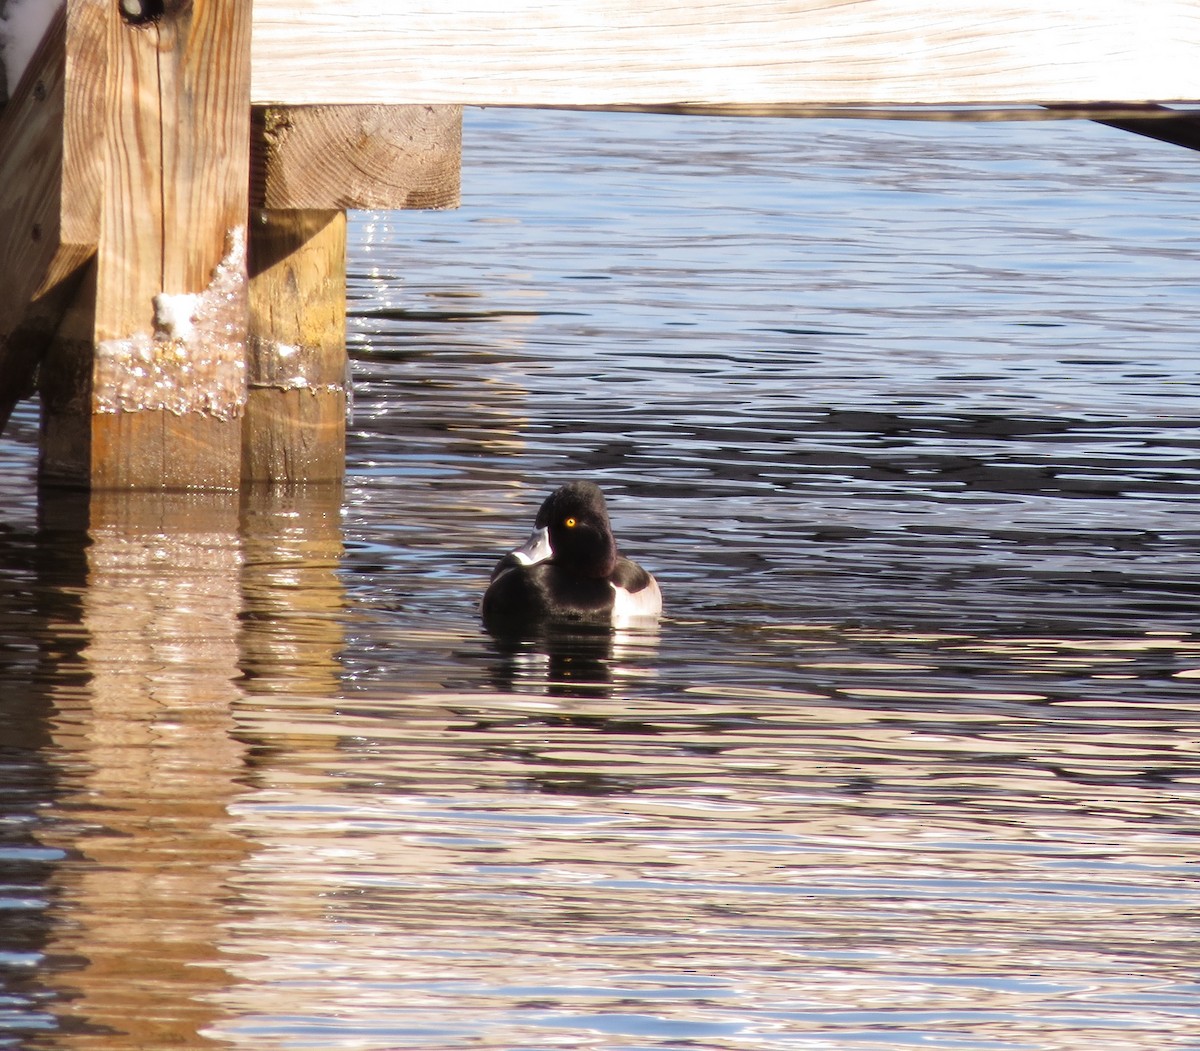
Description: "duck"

(481, 481), (663, 629)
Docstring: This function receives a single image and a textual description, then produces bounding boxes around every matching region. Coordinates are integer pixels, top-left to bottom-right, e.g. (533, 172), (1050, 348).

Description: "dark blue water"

(2, 110), (1199, 1050)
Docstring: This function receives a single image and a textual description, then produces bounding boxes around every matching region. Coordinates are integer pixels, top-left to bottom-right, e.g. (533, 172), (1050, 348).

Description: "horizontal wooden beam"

(251, 105), (461, 210)
(546, 103), (1200, 123)
(250, 0), (1200, 110)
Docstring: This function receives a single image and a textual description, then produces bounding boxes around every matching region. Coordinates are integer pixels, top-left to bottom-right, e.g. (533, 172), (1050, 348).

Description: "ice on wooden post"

(33, 0), (255, 490)
(152, 292), (200, 344)
(93, 226), (247, 420)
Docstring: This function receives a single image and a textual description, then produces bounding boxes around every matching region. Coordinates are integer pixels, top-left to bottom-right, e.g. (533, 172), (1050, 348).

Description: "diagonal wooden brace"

(0, 1), (104, 434)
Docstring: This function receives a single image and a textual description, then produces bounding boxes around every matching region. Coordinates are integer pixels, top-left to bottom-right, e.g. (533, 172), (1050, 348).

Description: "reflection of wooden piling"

(38, 488), (247, 1046)
(239, 483), (347, 695)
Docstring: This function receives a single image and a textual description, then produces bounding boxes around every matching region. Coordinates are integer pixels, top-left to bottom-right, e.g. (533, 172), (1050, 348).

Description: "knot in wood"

(118, 0), (165, 26)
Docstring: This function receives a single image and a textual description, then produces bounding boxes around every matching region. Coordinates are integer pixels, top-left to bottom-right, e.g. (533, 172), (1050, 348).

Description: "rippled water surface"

(3, 110), (1200, 1049)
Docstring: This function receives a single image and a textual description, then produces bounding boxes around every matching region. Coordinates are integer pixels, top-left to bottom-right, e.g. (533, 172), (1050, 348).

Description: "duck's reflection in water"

(484, 621), (661, 699)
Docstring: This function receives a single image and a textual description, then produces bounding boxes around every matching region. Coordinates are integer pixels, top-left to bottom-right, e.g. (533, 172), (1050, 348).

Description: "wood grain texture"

(94, 0), (251, 338)
(93, 0), (250, 489)
(251, 105), (461, 210)
(42, 0), (253, 489)
(243, 209), (347, 483)
(250, 0), (1200, 108)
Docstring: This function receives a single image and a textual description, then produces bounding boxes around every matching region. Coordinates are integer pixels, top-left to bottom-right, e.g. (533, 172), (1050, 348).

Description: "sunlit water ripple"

(1, 110), (1199, 1050)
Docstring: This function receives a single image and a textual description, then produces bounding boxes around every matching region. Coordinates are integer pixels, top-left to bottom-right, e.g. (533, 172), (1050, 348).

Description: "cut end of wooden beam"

(251, 105), (462, 210)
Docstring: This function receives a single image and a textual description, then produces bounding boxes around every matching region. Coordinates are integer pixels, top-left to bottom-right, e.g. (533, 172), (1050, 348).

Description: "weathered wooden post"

(243, 104), (461, 483)
(244, 207), (348, 483)
(0, 2), (460, 489)
(39, 0), (252, 489)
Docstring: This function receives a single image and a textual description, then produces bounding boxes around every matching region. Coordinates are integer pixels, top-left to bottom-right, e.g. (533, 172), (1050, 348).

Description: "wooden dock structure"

(1, 0), (1198, 490)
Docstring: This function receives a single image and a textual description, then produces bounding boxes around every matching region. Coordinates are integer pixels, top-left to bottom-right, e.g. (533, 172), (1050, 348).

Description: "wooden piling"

(3, 0), (1197, 492)
(40, 0), (251, 489)
(244, 209), (348, 483)
(243, 104), (460, 483)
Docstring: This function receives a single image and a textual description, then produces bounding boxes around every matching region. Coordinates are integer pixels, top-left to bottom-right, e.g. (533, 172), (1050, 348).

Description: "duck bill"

(511, 525), (552, 566)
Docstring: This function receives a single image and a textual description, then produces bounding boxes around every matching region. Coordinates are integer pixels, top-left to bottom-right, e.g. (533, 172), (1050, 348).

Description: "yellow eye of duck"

(564, 517), (577, 528)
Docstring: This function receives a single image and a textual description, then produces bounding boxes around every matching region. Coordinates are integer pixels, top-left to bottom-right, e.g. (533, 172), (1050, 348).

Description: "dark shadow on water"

(0, 493), (102, 1048)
